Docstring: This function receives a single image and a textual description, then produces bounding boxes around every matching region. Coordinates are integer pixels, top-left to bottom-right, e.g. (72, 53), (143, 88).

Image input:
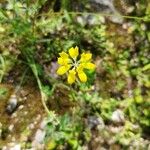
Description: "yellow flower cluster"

(57, 46), (95, 84)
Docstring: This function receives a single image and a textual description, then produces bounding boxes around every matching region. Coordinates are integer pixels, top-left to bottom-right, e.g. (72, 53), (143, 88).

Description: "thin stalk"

(0, 55), (5, 83)
(36, 12), (149, 21)
(15, 67), (29, 93)
(30, 63), (51, 115)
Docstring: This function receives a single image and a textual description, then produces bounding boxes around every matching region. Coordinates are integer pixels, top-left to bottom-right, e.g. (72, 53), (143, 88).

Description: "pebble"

(122, 22), (132, 30)
(76, 16), (86, 26)
(109, 126), (123, 134)
(2, 143), (21, 150)
(8, 124), (14, 131)
(2, 146), (7, 150)
(29, 123), (34, 129)
(40, 119), (47, 129)
(36, 114), (41, 121)
(11, 137), (16, 142)
(49, 62), (59, 78)
(11, 113), (17, 118)
(86, 15), (97, 26)
(23, 96), (27, 100)
(18, 105), (24, 110)
(111, 109), (125, 123)
(109, 15), (123, 24)
(34, 129), (45, 143)
(92, 0), (112, 7)
(34, 121), (37, 125)
(10, 144), (21, 150)
(92, 0), (124, 24)
(24, 111), (28, 115)
(6, 94), (17, 114)
(20, 89), (29, 97)
(32, 141), (44, 150)
(87, 116), (105, 129)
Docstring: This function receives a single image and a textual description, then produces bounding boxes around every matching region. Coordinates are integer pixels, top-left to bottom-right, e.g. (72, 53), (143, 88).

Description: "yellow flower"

(57, 46), (95, 84)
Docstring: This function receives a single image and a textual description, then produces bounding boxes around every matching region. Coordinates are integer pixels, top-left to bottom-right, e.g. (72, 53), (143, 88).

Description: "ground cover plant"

(0, 0), (150, 149)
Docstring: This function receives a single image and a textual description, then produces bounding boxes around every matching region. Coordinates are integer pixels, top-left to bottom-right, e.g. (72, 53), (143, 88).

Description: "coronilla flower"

(57, 46), (96, 84)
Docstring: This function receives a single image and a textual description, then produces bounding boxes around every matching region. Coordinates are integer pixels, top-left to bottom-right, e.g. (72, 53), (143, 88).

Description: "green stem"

(30, 63), (51, 115)
(15, 67), (29, 93)
(36, 76), (50, 115)
(0, 55), (5, 83)
(36, 12), (149, 21)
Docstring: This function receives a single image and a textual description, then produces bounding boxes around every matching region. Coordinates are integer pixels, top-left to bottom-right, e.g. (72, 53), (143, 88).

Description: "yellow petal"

(59, 52), (69, 59)
(69, 46), (79, 58)
(80, 53), (92, 62)
(58, 57), (70, 65)
(57, 65), (70, 75)
(78, 71), (87, 82)
(58, 57), (64, 65)
(84, 62), (96, 70)
(67, 70), (76, 84)
(76, 64), (85, 74)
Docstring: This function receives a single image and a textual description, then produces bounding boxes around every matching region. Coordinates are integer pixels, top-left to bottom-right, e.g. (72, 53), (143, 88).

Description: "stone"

(40, 119), (47, 129)
(49, 62), (59, 79)
(8, 124), (14, 131)
(18, 105), (24, 110)
(6, 94), (17, 114)
(9, 144), (21, 150)
(87, 116), (105, 129)
(111, 109), (125, 123)
(89, 0), (124, 23)
(109, 126), (123, 133)
(29, 123), (34, 129)
(34, 129), (45, 143)
(76, 16), (86, 26)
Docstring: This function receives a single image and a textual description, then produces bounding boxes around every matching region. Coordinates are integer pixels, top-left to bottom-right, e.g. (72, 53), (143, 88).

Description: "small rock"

(20, 89), (29, 97)
(122, 22), (132, 30)
(13, 118), (18, 123)
(86, 15), (97, 26)
(18, 105), (24, 110)
(23, 96), (27, 100)
(109, 15), (123, 24)
(34, 129), (45, 143)
(9, 144), (21, 150)
(11, 137), (16, 142)
(50, 62), (58, 78)
(29, 123), (34, 129)
(6, 94), (18, 114)
(36, 114), (41, 121)
(8, 124), (14, 131)
(109, 126), (123, 134)
(32, 141), (44, 149)
(11, 113), (17, 118)
(98, 0), (113, 6)
(34, 121), (37, 125)
(24, 111), (28, 115)
(111, 109), (125, 123)
(76, 16), (86, 26)
(87, 116), (104, 129)
(2, 146), (7, 150)
(40, 119), (47, 129)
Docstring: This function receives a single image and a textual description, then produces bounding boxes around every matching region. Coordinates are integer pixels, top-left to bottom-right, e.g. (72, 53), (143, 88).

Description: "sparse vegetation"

(0, 0), (150, 149)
